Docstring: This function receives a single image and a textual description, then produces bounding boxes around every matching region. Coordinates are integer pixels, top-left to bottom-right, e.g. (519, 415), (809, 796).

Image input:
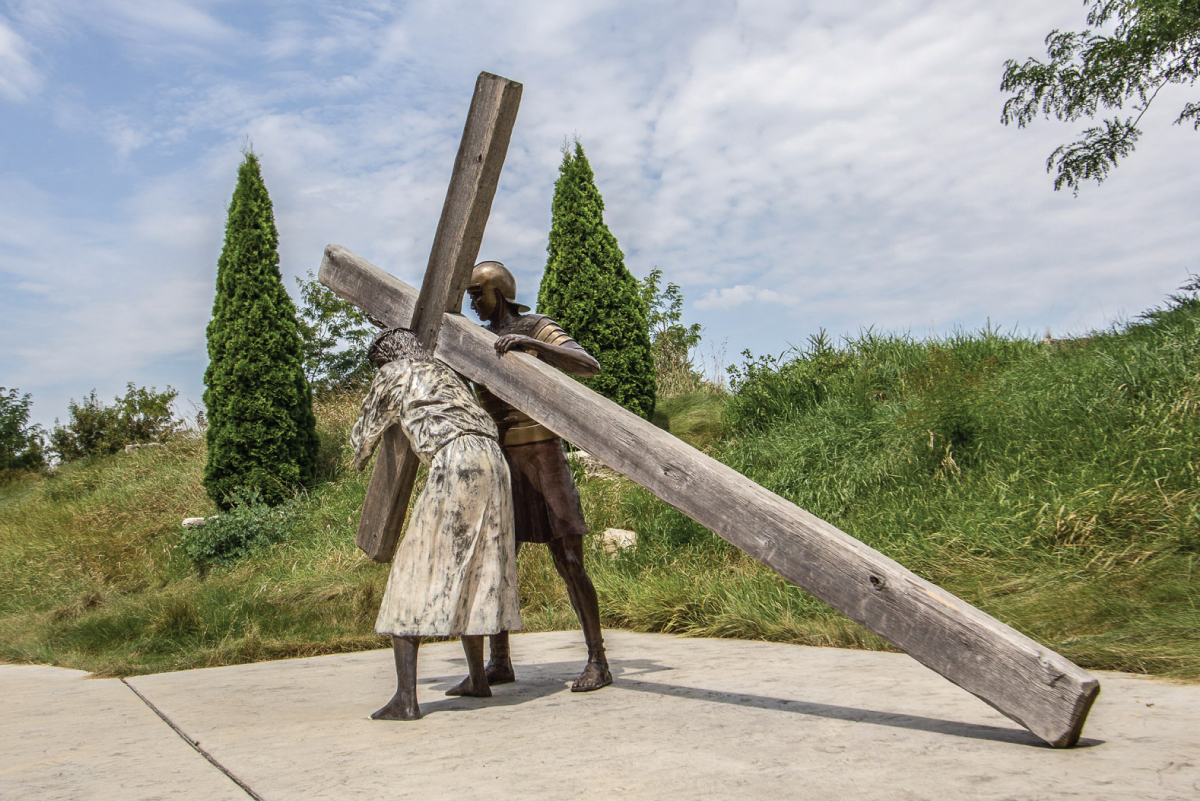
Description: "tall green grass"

(583, 303), (1200, 678)
(0, 395), (388, 676)
(2, 300), (1198, 679)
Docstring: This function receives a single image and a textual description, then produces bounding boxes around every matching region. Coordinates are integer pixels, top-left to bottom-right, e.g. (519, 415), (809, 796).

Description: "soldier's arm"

(495, 334), (600, 377)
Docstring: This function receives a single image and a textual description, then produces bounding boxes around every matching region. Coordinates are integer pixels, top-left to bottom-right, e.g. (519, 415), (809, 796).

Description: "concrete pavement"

(2, 630), (1198, 800)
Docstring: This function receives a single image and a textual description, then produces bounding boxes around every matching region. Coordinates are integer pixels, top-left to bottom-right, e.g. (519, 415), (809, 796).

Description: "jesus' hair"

(368, 328), (432, 368)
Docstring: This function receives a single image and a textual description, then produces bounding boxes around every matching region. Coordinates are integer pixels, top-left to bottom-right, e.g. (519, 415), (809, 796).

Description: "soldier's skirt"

(505, 438), (589, 544)
(375, 434), (522, 637)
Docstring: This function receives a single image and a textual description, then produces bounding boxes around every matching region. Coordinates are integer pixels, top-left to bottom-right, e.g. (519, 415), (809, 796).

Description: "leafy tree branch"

(1001, 0), (1200, 191)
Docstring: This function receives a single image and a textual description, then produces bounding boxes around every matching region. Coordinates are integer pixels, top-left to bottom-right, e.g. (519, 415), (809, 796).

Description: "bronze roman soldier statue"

(466, 260), (611, 692)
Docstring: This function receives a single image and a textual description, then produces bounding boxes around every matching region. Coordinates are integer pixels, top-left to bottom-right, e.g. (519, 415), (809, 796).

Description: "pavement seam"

(121, 678), (264, 801)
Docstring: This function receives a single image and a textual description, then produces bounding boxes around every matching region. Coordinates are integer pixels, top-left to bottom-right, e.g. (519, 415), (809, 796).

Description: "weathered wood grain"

(320, 244), (1101, 748)
(356, 72), (522, 562)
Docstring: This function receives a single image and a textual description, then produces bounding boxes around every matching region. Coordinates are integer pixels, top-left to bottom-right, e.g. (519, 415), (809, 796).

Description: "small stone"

(600, 528), (637, 554)
(569, 450), (619, 480)
(182, 518), (206, 528)
(124, 443), (164, 454)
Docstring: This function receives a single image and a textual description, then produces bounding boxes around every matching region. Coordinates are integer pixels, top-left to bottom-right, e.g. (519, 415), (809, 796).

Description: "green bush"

(538, 140), (656, 418)
(0, 387), (45, 474)
(639, 268), (704, 397)
(724, 331), (850, 432)
(203, 151), (319, 508)
(295, 269), (375, 395)
(180, 488), (300, 566)
(49, 384), (179, 462)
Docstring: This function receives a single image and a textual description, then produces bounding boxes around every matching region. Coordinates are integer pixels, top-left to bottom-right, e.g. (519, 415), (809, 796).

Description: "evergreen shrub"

(203, 152), (319, 509)
(538, 140), (656, 418)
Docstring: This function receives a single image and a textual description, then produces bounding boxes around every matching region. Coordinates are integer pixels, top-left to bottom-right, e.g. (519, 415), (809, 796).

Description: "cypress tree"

(538, 141), (656, 418)
(203, 151), (319, 509)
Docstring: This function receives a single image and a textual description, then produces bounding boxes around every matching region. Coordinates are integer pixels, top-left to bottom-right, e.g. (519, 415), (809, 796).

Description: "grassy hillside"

(2, 298), (1198, 679)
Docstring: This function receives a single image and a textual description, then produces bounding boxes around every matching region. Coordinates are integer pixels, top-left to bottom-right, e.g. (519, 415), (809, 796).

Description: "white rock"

(182, 518), (207, 528)
(124, 443), (164, 454)
(600, 528), (637, 553)
(569, 449), (619, 480)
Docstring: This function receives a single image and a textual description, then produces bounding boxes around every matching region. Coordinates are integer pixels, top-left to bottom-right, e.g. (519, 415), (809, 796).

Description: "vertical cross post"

(355, 72), (522, 562)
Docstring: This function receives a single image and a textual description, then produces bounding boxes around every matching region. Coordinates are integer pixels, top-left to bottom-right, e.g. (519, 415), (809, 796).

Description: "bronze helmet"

(469, 261), (531, 313)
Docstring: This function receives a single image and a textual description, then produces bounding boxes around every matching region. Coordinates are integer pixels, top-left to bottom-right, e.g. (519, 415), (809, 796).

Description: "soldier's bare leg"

(548, 535), (612, 692)
(446, 635), (493, 697)
(485, 542), (520, 685)
(485, 630), (516, 684)
(372, 635), (421, 720)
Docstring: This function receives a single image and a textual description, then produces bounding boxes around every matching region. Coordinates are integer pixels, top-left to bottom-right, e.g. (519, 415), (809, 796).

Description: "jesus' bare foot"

(484, 657), (515, 685)
(445, 674), (492, 697)
(571, 658), (612, 692)
(371, 692), (421, 720)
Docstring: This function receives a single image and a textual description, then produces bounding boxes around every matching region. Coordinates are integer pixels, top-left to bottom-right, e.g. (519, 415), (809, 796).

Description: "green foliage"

(49, 392), (119, 462)
(294, 269), (375, 395)
(0, 388), (45, 474)
(539, 140), (657, 418)
(180, 488), (299, 566)
(204, 151), (319, 509)
(721, 309), (1200, 561)
(1002, 0), (1200, 191)
(49, 384), (179, 462)
(639, 268), (704, 397)
(724, 330), (850, 432)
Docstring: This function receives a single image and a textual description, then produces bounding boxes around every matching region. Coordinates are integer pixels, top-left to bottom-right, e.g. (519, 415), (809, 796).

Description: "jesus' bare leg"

(484, 543), (520, 685)
(372, 636), (421, 720)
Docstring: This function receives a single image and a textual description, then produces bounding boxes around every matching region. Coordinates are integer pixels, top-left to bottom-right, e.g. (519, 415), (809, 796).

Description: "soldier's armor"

(476, 313), (576, 447)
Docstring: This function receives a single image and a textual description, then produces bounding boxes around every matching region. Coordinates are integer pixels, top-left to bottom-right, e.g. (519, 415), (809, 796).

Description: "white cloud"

(10, 0), (240, 48)
(102, 0), (233, 42)
(696, 285), (797, 310)
(0, 15), (41, 101)
(3, 0), (1200, 427)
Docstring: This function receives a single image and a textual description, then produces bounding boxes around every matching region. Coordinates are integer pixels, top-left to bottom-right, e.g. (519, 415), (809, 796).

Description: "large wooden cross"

(351, 72), (522, 561)
(321, 72), (1099, 748)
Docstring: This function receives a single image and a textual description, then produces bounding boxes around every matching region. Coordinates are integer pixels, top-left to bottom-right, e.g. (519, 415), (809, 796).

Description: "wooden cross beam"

(354, 72), (522, 561)
(320, 245), (1100, 748)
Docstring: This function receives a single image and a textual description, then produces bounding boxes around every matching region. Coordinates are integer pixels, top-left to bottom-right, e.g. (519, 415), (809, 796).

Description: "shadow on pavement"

(411, 654), (1103, 749)
(616, 676), (1104, 749)
(413, 660), (594, 716)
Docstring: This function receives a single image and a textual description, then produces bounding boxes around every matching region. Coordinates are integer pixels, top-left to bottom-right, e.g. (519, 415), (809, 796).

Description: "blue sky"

(2, 1), (1197, 429)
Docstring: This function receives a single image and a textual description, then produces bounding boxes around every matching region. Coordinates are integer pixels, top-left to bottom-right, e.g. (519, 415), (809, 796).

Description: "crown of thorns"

(367, 328), (430, 366)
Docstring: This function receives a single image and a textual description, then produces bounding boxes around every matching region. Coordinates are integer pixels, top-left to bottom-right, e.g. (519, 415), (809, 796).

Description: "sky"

(2, 0), (1197, 429)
